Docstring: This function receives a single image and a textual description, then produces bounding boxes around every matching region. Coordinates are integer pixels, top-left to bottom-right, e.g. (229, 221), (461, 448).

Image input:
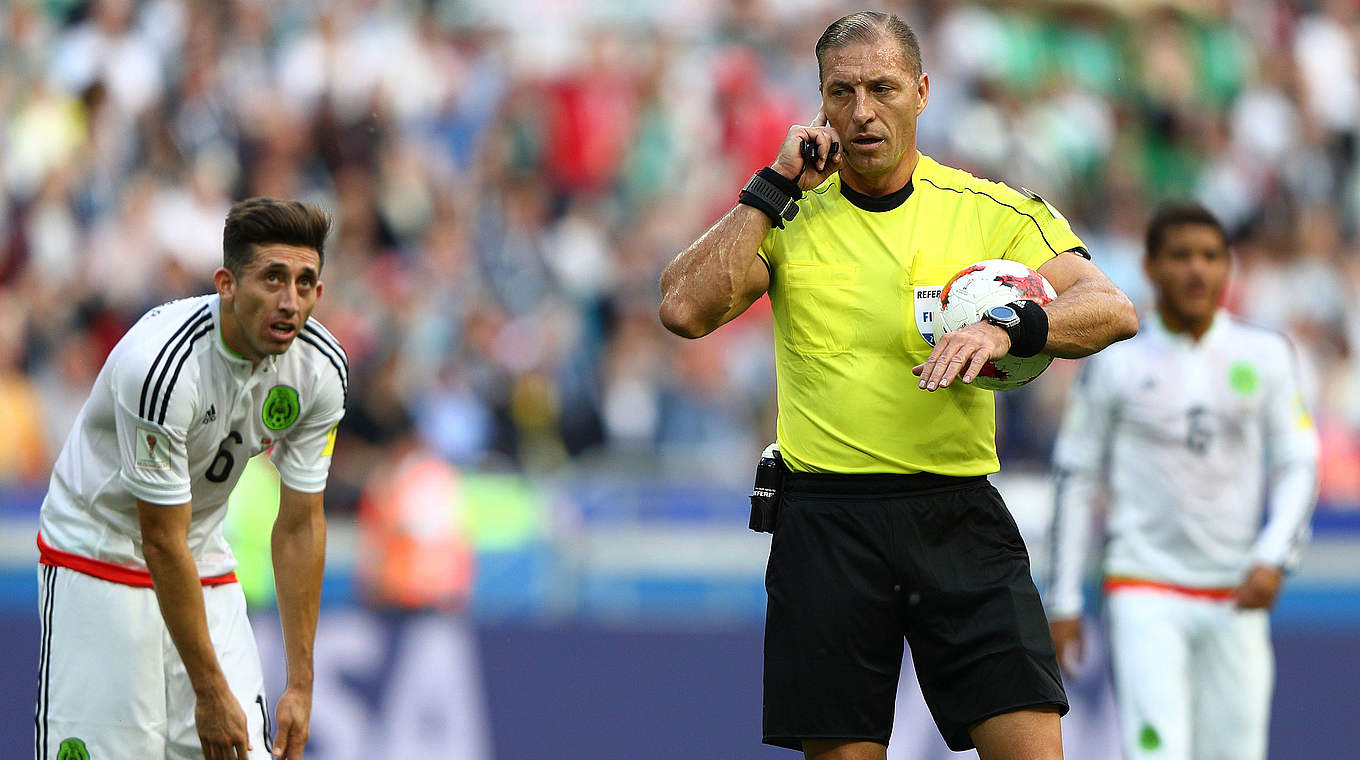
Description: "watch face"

(987, 305), (1018, 322)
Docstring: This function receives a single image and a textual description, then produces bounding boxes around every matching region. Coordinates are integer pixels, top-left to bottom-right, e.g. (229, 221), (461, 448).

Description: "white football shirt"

(37, 294), (347, 582)
(1046, 312), (1319, 618)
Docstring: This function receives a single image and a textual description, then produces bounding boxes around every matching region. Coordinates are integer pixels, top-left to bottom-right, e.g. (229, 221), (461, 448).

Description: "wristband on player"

(982, 300), (1049, 358)
(739, 167), (803, 228)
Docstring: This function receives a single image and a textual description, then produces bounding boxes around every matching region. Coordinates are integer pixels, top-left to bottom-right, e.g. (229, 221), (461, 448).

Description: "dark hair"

(816, 11), (922, 83)
(1145, 202), (1226, 258)
(222, 197), (332, 275)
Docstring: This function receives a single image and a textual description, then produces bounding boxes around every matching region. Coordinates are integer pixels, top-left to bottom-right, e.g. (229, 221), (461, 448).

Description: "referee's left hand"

(913, 322), (1010, 391)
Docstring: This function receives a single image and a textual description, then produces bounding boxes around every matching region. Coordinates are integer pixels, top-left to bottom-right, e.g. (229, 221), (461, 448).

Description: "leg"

(899, 484), (1067, 752)
(886, 648), (952, 760)
(970, 707), (1064, 760)
(36, 566), (167, 759)
(1192, 606), (1273, 760)
(165, 582), (271, 759)
(1107, 590), (1192, 760)
(762, 491), (903, 751)
(804, 739), (887, 760)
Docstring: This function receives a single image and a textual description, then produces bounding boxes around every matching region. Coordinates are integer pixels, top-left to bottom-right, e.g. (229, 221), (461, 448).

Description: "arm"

(1047, 467), (1102, 675)
(269, 485), (327, 759)
(1048, 470), (1103, 621)
(1036, 252), (1140, 358)
(1238, 345), (1320, 609)
(1045, 359), (1118, 674)
(139, 499), (251, 759)
(915, 251), (1138, 389)
(658, 207), (772, 338)
(659, 112), (842, 338)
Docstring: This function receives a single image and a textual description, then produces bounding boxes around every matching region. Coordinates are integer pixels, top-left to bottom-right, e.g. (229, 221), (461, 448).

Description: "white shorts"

(35, 565), (272, 760)
(1106, 587), (1273, 760)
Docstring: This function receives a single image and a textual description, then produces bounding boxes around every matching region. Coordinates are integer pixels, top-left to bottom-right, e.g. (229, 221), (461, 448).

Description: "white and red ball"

(938, 259), (1057, 391)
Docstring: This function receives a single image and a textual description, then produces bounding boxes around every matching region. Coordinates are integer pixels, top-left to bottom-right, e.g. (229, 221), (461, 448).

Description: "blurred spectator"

(0, 0), (1357, 513)
(353, 399), (489, 760)
(357, 404), (474, 611)
(0, 303), (47, 484)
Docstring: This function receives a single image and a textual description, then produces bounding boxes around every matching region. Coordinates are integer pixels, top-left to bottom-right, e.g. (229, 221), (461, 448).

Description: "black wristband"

(1005, 300), (1049, 358)
(758, 166), (802, 198)
(739, 167), (803, 228)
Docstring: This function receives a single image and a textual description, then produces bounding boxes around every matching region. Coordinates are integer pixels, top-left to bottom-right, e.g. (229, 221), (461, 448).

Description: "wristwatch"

(981, 304), (1021, 331)
(741, 171), (800, 227)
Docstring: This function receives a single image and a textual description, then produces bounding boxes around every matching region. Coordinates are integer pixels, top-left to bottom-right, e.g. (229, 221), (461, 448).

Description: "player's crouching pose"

(35, 198), (346, 760)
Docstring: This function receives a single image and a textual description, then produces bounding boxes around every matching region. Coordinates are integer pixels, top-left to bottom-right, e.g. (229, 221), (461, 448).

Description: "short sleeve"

(988, 186), (1088, 271)
(272, 358), (346, 494)
(757, 225), (781, 273)
(112, 347), (197, 505)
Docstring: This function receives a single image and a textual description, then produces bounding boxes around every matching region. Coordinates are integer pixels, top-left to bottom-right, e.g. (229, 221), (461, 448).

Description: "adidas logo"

(201, 404), (217, 424)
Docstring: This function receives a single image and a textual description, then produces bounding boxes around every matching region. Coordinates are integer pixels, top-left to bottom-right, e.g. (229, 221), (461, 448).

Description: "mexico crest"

(57, 738), (89, 760)
(262, 385), (300, 431)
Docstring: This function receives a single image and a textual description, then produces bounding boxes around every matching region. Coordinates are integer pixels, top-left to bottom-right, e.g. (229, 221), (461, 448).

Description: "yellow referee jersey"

(758, 152), (1086, 475)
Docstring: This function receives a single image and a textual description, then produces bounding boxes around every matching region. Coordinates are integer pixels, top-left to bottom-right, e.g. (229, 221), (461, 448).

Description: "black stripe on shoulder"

(918, 177), (1062, 256)
(140, 305), (211, 421)
(157, 322), (214, 425)
(303, 322), (348, 371)
(296, 332), (349, 401)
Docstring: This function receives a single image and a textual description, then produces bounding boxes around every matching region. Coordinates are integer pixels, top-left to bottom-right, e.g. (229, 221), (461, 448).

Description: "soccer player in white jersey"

(1045, 203), (1319, 760)
(34, 198), (347, 760)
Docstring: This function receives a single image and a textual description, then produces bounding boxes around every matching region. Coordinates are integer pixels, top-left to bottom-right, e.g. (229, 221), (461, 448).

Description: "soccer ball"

(938, 259), (1057, 391)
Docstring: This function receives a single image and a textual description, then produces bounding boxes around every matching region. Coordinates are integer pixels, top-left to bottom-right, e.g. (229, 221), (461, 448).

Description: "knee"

(970, 707), (1064, 760)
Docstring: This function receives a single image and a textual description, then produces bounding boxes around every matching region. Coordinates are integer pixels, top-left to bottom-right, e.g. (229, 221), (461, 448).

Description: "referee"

(660, 12), (1137, 760)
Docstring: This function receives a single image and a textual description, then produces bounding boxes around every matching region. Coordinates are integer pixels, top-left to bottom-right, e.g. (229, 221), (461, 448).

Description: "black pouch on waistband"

(748, 443), (783, 534)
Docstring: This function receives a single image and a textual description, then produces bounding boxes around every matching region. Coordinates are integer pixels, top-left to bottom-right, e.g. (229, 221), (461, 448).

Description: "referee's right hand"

(770, 107), (842, 191)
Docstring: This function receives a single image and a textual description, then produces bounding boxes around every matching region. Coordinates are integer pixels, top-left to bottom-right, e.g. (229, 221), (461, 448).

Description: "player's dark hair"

(222, 197), (331, 275)
(816, 11), (922, 83)
(1145, 202), (1226, 259)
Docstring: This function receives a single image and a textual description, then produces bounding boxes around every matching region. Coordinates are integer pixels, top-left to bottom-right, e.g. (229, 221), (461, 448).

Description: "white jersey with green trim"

(1045, 312), (1318, 618)
(38, 293), (347, 580)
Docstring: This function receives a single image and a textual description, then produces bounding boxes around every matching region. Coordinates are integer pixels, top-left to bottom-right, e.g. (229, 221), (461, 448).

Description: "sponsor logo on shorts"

(135, 427), (172, 471)
(57, 737), (90, 760)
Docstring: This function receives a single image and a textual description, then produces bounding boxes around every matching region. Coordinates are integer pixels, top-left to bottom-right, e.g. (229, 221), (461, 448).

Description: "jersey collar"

(1151, 308), (1228, 347)
(839, 176), (914, 212)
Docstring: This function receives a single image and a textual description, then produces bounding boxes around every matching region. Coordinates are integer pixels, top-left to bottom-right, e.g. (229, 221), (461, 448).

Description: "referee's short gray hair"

(816, 11), (922, 83)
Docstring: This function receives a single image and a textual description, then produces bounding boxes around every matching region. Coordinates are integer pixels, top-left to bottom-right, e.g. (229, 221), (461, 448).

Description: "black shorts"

(761, 471), (1067, 752)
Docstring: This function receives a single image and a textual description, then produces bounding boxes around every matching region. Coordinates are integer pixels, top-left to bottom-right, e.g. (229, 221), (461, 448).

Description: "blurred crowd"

(2, 0), (1359, 511)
